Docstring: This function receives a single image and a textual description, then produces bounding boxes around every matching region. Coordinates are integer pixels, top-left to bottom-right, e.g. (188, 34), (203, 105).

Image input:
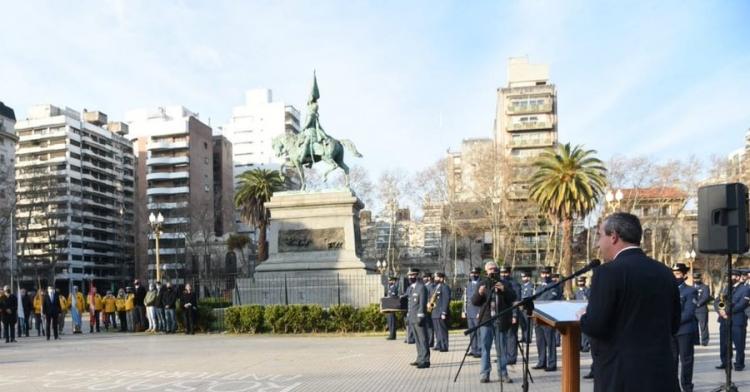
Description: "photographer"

(472, 261), (517, 384)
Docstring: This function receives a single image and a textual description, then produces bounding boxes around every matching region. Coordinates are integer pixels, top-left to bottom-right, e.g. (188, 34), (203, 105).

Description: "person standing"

(385, 276), (399, 340)
(431, 272), (451, 352)
(715, 269), (750, 371)
(18, 288), (31, 338)
(87, 287), (103, 333)
(575, 276), (591, 352)
(125, 287), (135, 332)
(579, 212), (680, 392)
(405, 268), (430, 369)
(671, 263), (697, 392)
(472, 261), (517, 384)
(181, 284), (197, 335)
(115, 289), (127, 332)
(422, 272), (435, 348)
(154, 282), (165, 332)
(102, 290), (117, 331)
(533, 266), (559, 371)
(68, 286), (85, 334)
(163, 283), (178, 333)
(144, 283), (157, 333)
(56, 288), (68, 335)
(692, 273), (710, 346)
(518, 271), (534, 344)
(42, 286), (61, 341)
(2, 286), (17, 343)
(500, 266), (521, 365)
(133, 280), (147, 332)
(463, 267), (482, 358)
(33, 289), (44, 336)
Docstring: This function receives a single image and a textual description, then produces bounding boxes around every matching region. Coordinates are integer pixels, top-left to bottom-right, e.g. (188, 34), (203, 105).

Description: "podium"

(533, 301), (588, 392)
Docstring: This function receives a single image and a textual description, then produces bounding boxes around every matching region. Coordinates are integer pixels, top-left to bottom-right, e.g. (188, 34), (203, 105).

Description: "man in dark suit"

(463, 267), (482, 357)
(715, 269), (750, 371)
(692, 272), (710, 346)
(180, 283), (198, 335)
(672, 263), (697, 392)
(431, 272), (451, 352)
(42, 286), (61, 340)
(579, 212), (680, 392)
(2, 286), (18, 343)
(405, 268), (430, 369)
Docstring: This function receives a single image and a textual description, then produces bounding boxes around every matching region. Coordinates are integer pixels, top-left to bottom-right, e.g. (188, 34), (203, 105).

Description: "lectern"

(533, 301), (588, 392)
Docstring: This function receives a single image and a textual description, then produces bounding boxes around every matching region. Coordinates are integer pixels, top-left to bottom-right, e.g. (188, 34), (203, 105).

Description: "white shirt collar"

(613, 246), (640, 260)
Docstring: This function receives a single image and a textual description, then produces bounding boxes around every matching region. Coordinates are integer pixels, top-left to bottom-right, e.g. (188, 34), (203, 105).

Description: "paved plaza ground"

(1, 319), (749, 391)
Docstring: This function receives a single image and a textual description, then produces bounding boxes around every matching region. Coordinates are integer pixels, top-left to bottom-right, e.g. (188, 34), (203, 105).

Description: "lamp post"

(685, 249), (696, 284)
(376, 260), (388, 295)
(605, 189), (624, 213)
(148, 212), (164, 282)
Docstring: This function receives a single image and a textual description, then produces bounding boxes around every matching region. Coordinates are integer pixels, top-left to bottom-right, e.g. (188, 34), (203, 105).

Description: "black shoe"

(735, 366), (745, 371)
(507, 361), (517, 365)
(532, 364), (545, 369)
(583, 372), (594, 379)
(480, 377), (490, 383)
(416, 362), (430, 369)
(716, 364), (727, 370)
(410, 362), (418, 366)
(439, 349), (448, 352)
(386, 337), (396, 340)
(471, 353), (481, 358)
(545, 367), (557, 372)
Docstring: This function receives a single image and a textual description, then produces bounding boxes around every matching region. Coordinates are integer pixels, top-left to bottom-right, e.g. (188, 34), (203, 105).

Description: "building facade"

(0, 101), (17, 282)
(494, 57), (558, 267)
(14, 105), (135, 292)
(127, 106), (231, 284)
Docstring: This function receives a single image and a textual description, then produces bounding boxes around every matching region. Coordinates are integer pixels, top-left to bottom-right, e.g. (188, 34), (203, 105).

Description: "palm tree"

(234, 169), (284, 263)
(529, 143), (607, 298)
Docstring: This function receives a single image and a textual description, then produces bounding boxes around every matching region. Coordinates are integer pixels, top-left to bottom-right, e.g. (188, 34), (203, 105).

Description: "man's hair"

(603, 212), (643, 245)
(484, 261), (499, 270)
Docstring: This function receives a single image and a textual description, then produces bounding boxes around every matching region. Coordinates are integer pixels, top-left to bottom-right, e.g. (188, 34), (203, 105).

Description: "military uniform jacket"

(675, 282), (697, 336)
(574, 287), (591, 301)
(693, 282), (710, 314)
(464, 279), (481, 319)
(534, 279), (559, 301)
(406, 281), (428, 324)
(387, 283), (398, 297)
(714, 283), (750, 326)
(580, 248), (681, 392)
(431, 283), (451, 318)
(521, 282), (534, 299)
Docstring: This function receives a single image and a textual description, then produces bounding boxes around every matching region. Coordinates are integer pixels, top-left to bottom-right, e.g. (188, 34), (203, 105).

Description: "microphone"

(576, 259), (601, 276)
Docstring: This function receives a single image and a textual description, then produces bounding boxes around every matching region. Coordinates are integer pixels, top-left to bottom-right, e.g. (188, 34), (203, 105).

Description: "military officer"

(519, 271), (534, 344)
(423, 271), (436, 348)
(432, 272), (451, 352)
(715, 269), (750, 371)
(551, 272), (563, 347)
(405, 268), (430, 368)
(500, 265), (521, 365)
(745, 270), (750, 329)
(692, 272), (710, 346)
(533, 266), (558, 371)
(672, 263), (697, 392)
(386, 276), (399, 340)
(463, 267), (482, 357)
(575, 276), (591, 352)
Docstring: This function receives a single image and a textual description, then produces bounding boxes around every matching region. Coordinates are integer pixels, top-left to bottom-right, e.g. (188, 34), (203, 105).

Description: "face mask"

(48, 289), (54, 295)
(408, 277), (417, 284)
(471, 275), (479, 281)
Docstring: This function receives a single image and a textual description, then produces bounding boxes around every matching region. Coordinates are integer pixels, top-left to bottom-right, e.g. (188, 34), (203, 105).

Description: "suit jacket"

(2, 293), (17, 322)
(406, 281), (428, 324)
(580, 248), (680, 392)
(675, 281), (697, 336)
(464, 279), (481, 319)
(42, 292), (61, 317)
(432, 283), (451, 319)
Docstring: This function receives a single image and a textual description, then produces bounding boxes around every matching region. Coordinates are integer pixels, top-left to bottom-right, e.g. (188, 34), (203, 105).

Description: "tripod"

(710, 254), (738, 392)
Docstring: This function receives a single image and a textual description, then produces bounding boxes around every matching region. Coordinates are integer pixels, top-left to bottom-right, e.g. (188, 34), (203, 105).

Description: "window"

(204, 142), (208, 149)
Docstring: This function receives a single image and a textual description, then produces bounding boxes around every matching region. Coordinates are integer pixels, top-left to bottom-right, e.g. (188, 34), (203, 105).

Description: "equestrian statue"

(272, 72), (363, 190)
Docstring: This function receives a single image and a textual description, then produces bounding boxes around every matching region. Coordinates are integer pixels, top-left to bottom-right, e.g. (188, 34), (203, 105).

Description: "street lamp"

(148, 212), (164, 282)
(605, 189), (623, 213)
(376, 260), (388, 296)
(685, 249), (696, 283)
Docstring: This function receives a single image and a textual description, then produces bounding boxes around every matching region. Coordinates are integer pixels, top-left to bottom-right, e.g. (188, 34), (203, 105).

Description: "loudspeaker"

(698, 183), (749, 254)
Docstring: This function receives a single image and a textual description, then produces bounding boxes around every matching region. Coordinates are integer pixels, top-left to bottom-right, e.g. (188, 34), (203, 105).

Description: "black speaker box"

(698, 183), (749, 254)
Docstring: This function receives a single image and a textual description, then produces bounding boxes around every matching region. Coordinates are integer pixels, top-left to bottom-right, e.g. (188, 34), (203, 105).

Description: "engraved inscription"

(279, 228), (345, 252)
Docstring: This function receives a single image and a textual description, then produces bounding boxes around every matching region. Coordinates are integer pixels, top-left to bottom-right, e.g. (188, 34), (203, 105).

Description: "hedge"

(224, 302), (470, 334)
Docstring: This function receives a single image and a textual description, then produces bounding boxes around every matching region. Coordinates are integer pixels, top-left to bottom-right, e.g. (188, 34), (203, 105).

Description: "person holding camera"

(472, 261), (517, 384)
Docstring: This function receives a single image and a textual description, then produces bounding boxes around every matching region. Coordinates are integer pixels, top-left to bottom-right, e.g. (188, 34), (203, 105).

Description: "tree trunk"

(258, 222), (268, 262)
(561, 217), (573, 299)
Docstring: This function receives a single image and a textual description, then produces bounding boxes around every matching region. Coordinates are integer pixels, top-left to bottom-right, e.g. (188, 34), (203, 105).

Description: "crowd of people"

(0, 280), (200, 343)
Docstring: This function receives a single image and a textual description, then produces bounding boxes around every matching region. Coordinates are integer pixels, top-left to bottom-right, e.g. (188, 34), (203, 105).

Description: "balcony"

(147, 201), (189, 210)
(146, 186), (189, 196)
(509, 138), (555, 149)
(507, 121), (553, 131)
(146, 156), (189, 166)
(502, 85), (556, 97)
(148, 140), (189, 151)
(506, 103), (553, 115)
(146, 171), (189, 181)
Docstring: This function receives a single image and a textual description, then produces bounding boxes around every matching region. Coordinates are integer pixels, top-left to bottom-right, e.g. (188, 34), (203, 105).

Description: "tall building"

(494, 57), (558, 267)
(212, 135), (234, 236)
(14, 105), (135, 291)
(0, 101), (17, 281)
(127, 106), (232, 283)
(222, 89), (301, 234)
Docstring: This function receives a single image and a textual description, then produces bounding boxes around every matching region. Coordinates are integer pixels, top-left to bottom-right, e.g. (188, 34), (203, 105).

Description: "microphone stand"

(453, 260), (600, 391)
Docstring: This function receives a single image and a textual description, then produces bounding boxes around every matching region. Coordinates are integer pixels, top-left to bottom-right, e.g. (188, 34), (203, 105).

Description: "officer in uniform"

(432, 272), (451, 352)
(692, 272), (710, 346)
(551, 272), (563, 347)
(519, 271), (534, 344)
(575, 276), (591, 352)
(715, 269), (750, 371)
(386, 276), (399, 340)
(405, 268), (430, 368)
(533, 266), (558, 371)
(463, 267), (482, 357)
(423, 271), (436, 348)
(500, 265), (521, 365)
(672, 263), (697, 392)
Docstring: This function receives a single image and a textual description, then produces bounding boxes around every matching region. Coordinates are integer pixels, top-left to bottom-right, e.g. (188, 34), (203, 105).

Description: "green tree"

(234, 169), (284, 263)
(529, 143), (607, 298)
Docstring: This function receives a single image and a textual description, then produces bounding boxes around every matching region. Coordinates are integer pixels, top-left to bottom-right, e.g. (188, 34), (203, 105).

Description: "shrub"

(226, 305), (265, 333)
(449, 300), (467, 329)
(199, 297), (232, 309)
(264, 305), (287, 333)
(328, 304), (357, 333)
(302, 304), (325, 333)
(358, 303), (386, 332)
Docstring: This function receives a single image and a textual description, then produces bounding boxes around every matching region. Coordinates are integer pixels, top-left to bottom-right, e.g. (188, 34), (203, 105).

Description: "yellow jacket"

(103, 295), (117, 313)
(87, 294), (103, 311)
(33, 294), (43, 314)
(59, 295), (68, 312)
(125, 294), (135, 311)
(115, 297), (126, 312)
(68, 292), (85, 313)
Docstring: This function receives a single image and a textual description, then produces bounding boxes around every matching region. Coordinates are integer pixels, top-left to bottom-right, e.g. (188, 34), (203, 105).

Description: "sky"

(1, 0), (749, 181)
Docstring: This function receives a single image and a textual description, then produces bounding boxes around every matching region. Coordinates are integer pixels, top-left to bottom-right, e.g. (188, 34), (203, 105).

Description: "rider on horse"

(299, 73), (330, 168)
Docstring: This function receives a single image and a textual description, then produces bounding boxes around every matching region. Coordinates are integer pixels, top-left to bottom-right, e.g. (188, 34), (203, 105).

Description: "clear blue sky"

(2, 1), (749, 179)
